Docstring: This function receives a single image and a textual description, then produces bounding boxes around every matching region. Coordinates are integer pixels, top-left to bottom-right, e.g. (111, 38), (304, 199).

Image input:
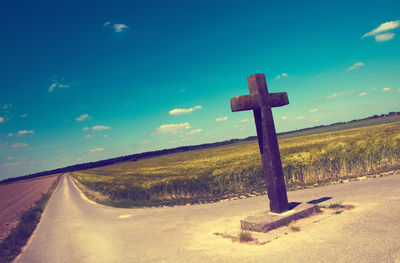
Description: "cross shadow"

(288, 197), (332, 210)
(307, 197), (332, 204)
(288, 202), (301, 209)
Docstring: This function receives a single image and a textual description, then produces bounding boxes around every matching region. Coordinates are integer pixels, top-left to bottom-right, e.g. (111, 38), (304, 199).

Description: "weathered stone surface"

(241, 203), (318, 233)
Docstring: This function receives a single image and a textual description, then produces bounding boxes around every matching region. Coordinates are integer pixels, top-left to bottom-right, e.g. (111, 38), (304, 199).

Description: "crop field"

(72, 122), (400, 207)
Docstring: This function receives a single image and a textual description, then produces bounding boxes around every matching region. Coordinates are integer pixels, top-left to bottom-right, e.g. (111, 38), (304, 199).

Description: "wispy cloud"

(375, 33), (395, 42)
(240, 119), (249, 123)
(85, 134), (92, 139)
(382, 88), (391, 92)
(7, 133), (13, 137)
(347, 62), (364, 71)
(359, 92), (368, 96)
(294, 116), (306, 121)
(48, 82), (70, 92)
(20, 114), (28, 118)
(90, 147), (104, 152)
(92, 125), (111, 132)
(3, 104), (12, 110)
(114, 24), (129, 32)
(281, 116), (288, 120)
(169, 105), (202, 115)
(11, 142), (28, 148)
(215, 116), (228, 122)
(6, 156), (13, 161)
(275, 73), (288, 80)
(308, 108), (319, 113)
(76, 113), (91, 122)
(82, 127), (89, 132)
(325, 91), (353, 99)
(103, 134), (109, 139)
(104, 21), (129, 33)
(362, 20), (400, 42)
(187, 129), (203, 135)
(0, 117), (4, 123)
(18, 130), (34, 135)
(155, 122), (191, 135)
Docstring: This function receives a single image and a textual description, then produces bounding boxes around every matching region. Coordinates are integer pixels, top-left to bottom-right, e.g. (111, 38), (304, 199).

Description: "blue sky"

(0, 0), (399, 180)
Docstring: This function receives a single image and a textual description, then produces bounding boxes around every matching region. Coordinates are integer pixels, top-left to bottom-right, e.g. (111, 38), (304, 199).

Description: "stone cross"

(231, 73), (289, 213)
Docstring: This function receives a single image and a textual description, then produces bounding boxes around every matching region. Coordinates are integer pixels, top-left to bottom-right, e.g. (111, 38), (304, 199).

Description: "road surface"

(17, 172), (400, 263)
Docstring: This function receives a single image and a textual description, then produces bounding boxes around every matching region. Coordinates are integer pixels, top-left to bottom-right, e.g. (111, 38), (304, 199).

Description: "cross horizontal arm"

(231, 92), (289, 112)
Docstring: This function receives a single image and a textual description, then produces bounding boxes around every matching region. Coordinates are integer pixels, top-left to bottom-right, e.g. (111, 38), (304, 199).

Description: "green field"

(72, 121), (400, 207)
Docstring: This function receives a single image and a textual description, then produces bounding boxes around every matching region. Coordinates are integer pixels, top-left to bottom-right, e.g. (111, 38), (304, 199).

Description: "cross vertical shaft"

(231, 73), (289, 213)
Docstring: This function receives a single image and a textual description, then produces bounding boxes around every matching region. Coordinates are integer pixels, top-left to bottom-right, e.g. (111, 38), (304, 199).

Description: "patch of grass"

(72, 122), (400, 207)
(328, 201), (344, 208)
(238, 231), (254, 242)
(0, 176), (61, 263)
(290, 226), (301, 232)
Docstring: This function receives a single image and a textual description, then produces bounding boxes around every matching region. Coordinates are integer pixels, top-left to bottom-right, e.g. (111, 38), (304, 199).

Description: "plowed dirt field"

(0, 176), (58, 242)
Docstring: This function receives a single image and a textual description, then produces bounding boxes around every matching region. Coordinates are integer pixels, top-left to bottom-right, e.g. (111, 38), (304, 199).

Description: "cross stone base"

(241, 203), (318, 233)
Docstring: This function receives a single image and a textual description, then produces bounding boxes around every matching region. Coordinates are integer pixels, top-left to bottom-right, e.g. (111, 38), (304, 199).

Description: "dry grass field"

(72, 122), (400, 207)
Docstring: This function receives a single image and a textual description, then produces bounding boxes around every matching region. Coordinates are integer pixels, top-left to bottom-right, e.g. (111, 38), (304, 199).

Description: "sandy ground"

(0, 176), (58, 242)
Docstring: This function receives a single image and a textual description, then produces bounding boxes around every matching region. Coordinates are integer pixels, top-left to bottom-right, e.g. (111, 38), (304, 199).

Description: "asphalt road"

(16, 172), (400, 263)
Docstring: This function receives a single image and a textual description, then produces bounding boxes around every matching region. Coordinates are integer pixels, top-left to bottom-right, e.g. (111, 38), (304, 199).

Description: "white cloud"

(275, 73), (288, 80)
(48, 82), (70, 92)
(3, 161), (21, 167)
(6, 156), (13, 161)
(82, 127), (89, 132)
(308, 108), (319, 113)
(169, 105), (202, 115)
(103, 134), (109, 139)
(92, 125), (111, 132)
(3, 104), (12, 110)
(382, 88), (391, 92)
(155, 122), (191, 135)
(187, 129), (203, 135)
(141, 139), (151, 145)
(7, 133), (13, 137)
(325, 91), (353, 99)
(375, 33), (395, 42)
(371, 87), (377, 90)
(347, 62), (365, 71)
(20, 114), (28, 118)
(398, 88), (400, 92)
(11, 142), (28, 148)
(90, 147), (104, 152)
(313, 120), (319, 123)
(0, 117), (4, 123)
(85, 134), (92, 139)
(294, 116), (306, 121)
(359, 92), (368, 96)
(215, 116), (228, 122)
(281, 116), (288, 120)
(76, 113), (91, 122)
(240, 119), (249, 123)
(114, 24), (129, 32)
(104, 21), (129, 33)
(362, 20), (400, 38)
(18, 130), (34, 135)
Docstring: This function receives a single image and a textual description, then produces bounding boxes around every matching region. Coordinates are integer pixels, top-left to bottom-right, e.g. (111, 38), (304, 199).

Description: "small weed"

(334, 210), (344, 215)
(238, 231), (254, 242)
(290, 226), (301, 232)
(328, 201), (344, 208)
